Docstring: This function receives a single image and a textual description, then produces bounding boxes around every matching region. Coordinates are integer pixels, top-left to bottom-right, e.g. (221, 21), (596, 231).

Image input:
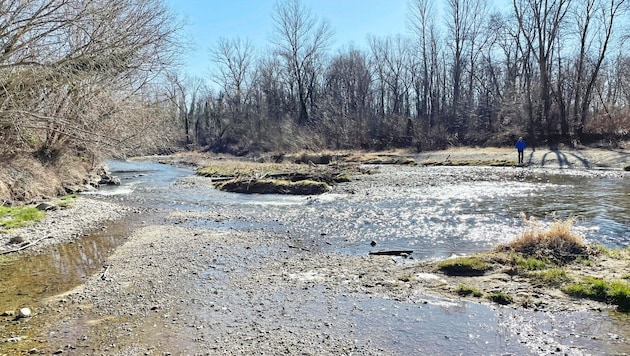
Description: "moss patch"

(455, 284), (484, 297)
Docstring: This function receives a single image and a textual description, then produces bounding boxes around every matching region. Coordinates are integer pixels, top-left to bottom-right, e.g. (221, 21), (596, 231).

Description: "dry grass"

(495, 214), (589, 264)
(197, 160), (296, 178)
(0, 154), (65, 204)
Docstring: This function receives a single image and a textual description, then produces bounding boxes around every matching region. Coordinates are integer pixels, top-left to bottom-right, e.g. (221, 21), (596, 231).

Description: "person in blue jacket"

(515, 137), (526, 165)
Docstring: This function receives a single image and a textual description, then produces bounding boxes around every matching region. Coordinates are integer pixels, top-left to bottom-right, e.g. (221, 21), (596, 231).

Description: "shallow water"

(98, 161), (630, 258)
(3, 159), (628, 354)
(88, 160), (630, 353)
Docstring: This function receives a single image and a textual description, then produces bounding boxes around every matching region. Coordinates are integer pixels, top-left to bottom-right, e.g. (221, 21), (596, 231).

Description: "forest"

(189, 0), (630, 154)
(0, 0), (629, 168)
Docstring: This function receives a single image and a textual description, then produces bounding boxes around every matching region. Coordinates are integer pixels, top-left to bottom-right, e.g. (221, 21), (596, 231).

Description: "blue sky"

(167, 0), (410, 77)
(166, 0), (508, 78)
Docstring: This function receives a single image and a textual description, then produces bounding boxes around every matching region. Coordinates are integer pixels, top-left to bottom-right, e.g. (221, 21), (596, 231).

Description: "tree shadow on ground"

(541, 150), (575, 168)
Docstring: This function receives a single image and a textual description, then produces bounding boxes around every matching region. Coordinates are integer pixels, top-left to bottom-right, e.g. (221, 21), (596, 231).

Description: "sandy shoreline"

(415, 146), (630, 170)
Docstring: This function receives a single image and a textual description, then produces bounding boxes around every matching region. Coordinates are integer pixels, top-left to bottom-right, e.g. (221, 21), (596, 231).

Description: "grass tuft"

(56, 193), (78, 208)
(515, 255), (548, 270)
(529, 268), (570, 286)
(436, 256), (492, 276)
(495, 214), (588, 264)
(0, 205), (45, 230)
(487, 292), (513, 305)
(455, 284), (484, 297)
(563, 277), (630, 311)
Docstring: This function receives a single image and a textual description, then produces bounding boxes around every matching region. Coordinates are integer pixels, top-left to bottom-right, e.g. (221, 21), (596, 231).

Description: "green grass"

(563, 277), (630, 311)
(487, 292), (514, 305)
(515, 255), (548, 270)
(455, 284), (484, 297)
(436, 256), (492, 276)
(56, 194), (78, 208)
(529, 268), (569, 286)
(0, 205), (45, 230)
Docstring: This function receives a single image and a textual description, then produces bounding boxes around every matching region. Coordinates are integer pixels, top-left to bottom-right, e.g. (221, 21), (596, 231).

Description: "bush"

(495, 214), (588, 264)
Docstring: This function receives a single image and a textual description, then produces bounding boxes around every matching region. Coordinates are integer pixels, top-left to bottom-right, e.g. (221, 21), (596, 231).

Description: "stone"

(8, 236), (23, 244)
(36, 202), (58, 211)
(18, 307), (32, 318)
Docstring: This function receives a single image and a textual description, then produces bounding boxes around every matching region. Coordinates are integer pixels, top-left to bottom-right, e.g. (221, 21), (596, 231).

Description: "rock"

(36, 202), (58, 211)
(98, 173), (121, 186)
(1, 310), (15, 317)
(18, 307), (32, 318)
(8, 236), (24, 244)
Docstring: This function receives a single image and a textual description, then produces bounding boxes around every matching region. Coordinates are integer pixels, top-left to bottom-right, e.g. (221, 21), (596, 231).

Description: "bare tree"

(271, 0), (333, 125)
(571, 0), (627, 141)
(0, 0), (183, 160)
(513, 0), (572, 142)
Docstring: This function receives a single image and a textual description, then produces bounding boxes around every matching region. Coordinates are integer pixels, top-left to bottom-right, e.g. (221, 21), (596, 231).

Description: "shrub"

(437, 256), (492, 276)
(495, 214), (588, 264)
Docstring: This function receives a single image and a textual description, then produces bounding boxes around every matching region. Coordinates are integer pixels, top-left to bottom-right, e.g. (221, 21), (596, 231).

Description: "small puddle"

(0, 212), (153, 313)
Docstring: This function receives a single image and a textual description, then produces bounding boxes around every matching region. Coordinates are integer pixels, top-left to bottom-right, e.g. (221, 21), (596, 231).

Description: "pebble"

(18, 308), (32, 318)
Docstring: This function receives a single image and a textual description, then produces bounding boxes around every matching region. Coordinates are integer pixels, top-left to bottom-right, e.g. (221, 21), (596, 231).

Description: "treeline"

(1, 0), (628, 167)
(0, 0), (182, 165)
(175, 0), (630, 154)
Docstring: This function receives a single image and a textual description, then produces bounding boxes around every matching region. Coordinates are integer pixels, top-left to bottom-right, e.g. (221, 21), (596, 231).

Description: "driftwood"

(368, 249), (413, 256)
(0, 236), (52, 255)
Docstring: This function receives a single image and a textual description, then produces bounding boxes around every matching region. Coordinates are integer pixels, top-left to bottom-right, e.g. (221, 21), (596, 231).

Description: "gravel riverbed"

(1, 147), (629, 355)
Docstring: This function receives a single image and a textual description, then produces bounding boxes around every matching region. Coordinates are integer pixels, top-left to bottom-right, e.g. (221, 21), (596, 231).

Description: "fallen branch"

(368, 249), (413, 256)
(0, 236), (52, 255)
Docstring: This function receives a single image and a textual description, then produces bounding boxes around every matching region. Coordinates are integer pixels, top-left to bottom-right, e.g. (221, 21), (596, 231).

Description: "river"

(91, 159), (630, 354)
(3, 159), (629, 354)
